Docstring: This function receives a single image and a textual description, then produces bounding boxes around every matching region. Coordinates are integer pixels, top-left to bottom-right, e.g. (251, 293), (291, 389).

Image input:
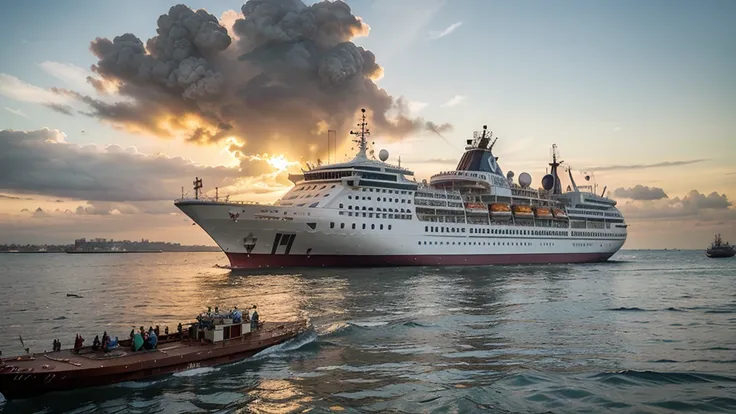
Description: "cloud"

(613, 185), (668, 201)
(0, 128), (248, 202)
(0, 194), (34, 200)
(440, 95), (466, 107)
(413, 158), (457, 165)
(4, 107), (29, 119)
(32, 207), (49, 218)
(0, 73), (70, 106)
(408, 101), (428, 113)
(44, 103), (75, 116)
(50, 1), (450, 159)
(429, 21), (463, 40)
(39, 61), (94, 91)
(586, 159), (707, 172)
(619, 190), (733, 221)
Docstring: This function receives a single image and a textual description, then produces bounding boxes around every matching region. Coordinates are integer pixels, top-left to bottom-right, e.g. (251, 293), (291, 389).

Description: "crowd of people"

(50, 304), (260, 354)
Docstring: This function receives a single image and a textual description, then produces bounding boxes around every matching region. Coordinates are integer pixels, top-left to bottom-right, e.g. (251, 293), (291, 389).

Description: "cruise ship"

(175, 109), (627, 269)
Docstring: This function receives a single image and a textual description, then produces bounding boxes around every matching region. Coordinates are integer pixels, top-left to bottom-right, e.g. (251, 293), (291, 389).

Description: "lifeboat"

(465, 202), (487, 211)
(512, 205), (533, 217)
(552, 208), (568, 219)
(489, 203), (511, 215)
(534, 207), (553, 218)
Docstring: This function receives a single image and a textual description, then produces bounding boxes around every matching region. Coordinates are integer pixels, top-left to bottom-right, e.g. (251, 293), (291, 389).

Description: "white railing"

(175, 196), (263, 205)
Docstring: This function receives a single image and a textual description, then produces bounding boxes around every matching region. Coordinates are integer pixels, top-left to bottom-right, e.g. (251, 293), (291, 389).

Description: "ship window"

(341, 223), (345, 229)
(363, 213), (367, 217)
(307, 222), (317, 230)
(330, 222), (334, 229)
(371, 224), (375, 229)
(352, 223), (356, 229)
(362, 223), (366, 229)
(348, 212), (353, 217)
(348, 196), (352, 199)
(348, 206), (352, 209)
(331, 185), (336, 188)
(389, 225), (392, 230)
(324, 194), (329, 197)
(362, 206), (366, 210)
(340, 203), (344, 208)
(380, 224), (384, 230)
(408, 200), (412, 204)
(425, 226), (428, 232)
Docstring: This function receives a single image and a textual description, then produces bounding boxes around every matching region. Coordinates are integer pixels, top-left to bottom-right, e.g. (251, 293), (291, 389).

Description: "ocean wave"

(591, 370), (736, 385)
(173, 366), (220, 377)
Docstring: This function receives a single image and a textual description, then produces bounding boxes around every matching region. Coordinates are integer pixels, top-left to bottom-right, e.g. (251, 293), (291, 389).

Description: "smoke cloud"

(61, 0), (451, 157)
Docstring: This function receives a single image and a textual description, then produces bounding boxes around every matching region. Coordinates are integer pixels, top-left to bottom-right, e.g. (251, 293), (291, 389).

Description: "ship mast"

(349, 108), (370, 159)
(549, 144), (564, 195)
(193, 177), (203, 200)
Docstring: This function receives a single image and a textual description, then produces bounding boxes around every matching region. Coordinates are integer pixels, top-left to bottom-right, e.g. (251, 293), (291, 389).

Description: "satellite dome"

(541, 174), (555, 191)
(519, 172), (532, 188)
(378, 149), (389, 162)
(506, 170), (515, 180)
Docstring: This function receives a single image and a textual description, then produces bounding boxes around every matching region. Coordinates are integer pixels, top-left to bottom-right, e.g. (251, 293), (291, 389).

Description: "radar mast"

(548, 144), (564, 195)
(349, 109), (370, 159)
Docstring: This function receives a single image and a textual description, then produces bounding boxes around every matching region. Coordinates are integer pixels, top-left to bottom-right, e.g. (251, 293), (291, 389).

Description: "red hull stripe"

(225, 252), (615, 269)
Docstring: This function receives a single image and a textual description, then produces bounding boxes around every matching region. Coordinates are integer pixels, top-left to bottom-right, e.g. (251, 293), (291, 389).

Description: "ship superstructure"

(175, 109), (627, 268)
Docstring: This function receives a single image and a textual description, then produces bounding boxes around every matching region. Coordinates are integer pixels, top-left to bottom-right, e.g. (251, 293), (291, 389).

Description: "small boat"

(0, 309), (310, 400)
(552, 208), (568, 219)
(511, 204), (533, 216)
(706, 234), (735, 258)
(534, 207), (553, 218)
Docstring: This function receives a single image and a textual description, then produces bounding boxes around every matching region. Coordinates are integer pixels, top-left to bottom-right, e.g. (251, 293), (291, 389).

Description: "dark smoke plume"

(65, 0), (451, 157)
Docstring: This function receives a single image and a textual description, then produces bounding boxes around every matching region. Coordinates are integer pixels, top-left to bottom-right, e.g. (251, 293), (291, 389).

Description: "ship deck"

(1, 321), (304, 374)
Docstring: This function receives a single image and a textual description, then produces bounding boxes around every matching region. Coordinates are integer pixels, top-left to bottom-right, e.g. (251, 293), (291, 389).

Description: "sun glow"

(267, 154), (292, 172)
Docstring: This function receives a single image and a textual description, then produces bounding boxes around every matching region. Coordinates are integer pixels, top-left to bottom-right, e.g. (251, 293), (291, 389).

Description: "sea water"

(0, 250), (734, 413)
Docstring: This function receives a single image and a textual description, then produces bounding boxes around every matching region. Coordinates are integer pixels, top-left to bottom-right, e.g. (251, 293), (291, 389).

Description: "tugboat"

(706, 234), (735, 258)
(0, 307), (310, 400)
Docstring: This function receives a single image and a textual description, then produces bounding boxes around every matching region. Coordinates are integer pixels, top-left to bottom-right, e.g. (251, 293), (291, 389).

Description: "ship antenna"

(349, 108), (370, 159)
(193, 177), (203, 200)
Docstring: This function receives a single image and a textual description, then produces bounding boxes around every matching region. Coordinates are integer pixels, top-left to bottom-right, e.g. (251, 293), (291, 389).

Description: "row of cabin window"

(342, 205), (411, 213)
(358, 188), (411, 195)
(425, 226), (568, 237)
(417, 240), (557, 247)
(286, 192), (332, 200)
(348, 195), (411, 204)
(571, 231), (615, 238)
(339, 211), (412, 220)
(330, 222), (393, 230)
(573, 242), (594, 247)
(294, 184), (337, 192)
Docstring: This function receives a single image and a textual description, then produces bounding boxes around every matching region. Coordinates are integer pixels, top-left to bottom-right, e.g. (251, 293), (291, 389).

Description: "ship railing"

(175, 197), (263, 205)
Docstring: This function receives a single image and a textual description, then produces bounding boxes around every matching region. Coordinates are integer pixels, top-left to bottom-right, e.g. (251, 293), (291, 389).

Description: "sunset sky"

(1, 0), (734, 249)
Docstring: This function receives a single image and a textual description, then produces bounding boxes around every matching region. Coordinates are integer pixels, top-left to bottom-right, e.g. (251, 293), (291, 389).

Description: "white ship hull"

(176, 201), (626, 269)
